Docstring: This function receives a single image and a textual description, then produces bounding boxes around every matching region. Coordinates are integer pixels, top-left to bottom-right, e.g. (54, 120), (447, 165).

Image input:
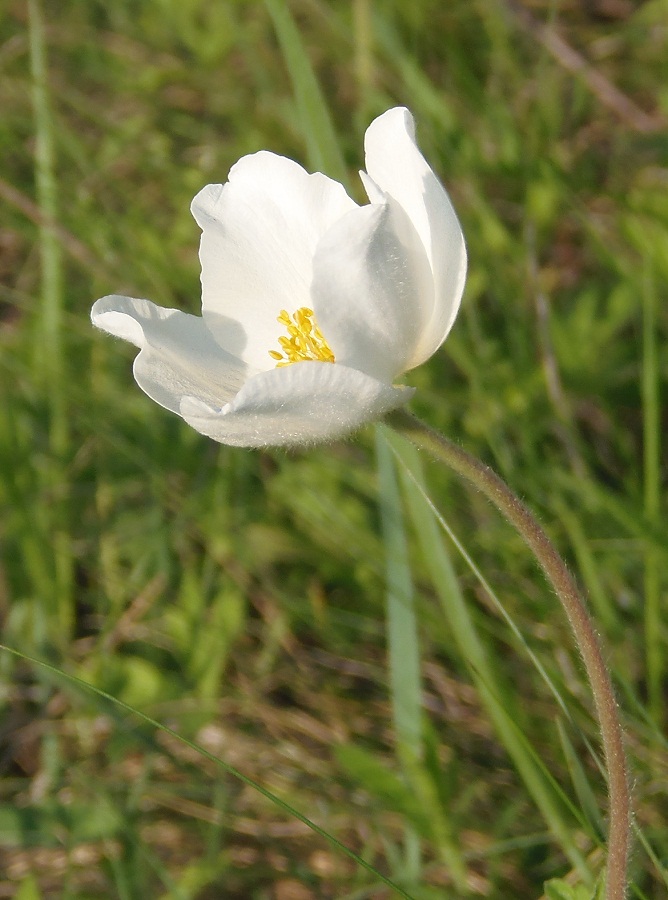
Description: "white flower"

(91, 107), (466, 448)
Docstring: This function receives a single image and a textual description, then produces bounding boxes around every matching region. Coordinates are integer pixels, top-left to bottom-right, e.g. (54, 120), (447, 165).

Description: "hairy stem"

(386, 408), (630, 900)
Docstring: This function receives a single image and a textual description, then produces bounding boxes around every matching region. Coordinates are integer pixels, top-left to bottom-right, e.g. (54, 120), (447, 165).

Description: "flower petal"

(179, 361), (413, 448)
(91, 295), (247, 413)
(311, 197), (434, 382)
(363, 107), (467, 364)
(191, 152), (357, 371)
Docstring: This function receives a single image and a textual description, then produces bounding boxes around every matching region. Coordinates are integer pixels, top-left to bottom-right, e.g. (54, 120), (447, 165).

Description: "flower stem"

(385, 408), (630, 900)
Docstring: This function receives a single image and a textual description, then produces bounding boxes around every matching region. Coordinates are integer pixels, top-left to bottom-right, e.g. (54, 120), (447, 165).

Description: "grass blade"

(0, 642), (416, 900)
(376, 429), (422, 759)
(28, 0), (67, 455)
(264, 0), (348, 182)
(556, 718), (604, 841)
(376, 430), (469, 889)
(641, 258), (662, 722)
(384, 429), (594, 880)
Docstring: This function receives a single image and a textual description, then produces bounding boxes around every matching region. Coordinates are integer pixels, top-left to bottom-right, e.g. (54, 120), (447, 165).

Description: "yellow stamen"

(270, 307), (335, 367)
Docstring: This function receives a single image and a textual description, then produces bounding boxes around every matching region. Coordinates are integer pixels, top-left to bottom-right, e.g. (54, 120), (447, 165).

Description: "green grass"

(1, 0), (667, 897)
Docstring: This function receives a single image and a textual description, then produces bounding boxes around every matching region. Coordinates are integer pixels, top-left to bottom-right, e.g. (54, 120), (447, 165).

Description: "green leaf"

(0, 797), (122, 845)
(544, 877), (600, 900)
(335, 743), (430, 834)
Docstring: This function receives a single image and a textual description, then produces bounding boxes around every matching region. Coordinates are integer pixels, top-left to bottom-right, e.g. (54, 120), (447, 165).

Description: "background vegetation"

(0, 0), (666, 897)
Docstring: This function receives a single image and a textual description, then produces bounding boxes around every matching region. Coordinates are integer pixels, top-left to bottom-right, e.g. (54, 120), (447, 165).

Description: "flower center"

(269, 307), (335, 368)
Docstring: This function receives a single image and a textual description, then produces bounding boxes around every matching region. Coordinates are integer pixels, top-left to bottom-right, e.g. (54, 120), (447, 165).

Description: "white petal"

(91, 295), (247, 414)
(364, 107), (467, 364)
(359, 170), (385, 205)
(191, 152), (358, 371)
(180, 361), (413, 448)
(312, 197), (434, 382)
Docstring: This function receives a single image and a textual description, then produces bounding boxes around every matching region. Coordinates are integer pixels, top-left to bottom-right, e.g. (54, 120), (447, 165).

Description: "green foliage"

(0, 0), (666, 897)
(544, 876), (603, 900)
(14, 877), (43, 900)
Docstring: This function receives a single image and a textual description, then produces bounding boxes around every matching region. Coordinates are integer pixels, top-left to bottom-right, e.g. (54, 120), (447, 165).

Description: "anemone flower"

(91, 107), (466, 447)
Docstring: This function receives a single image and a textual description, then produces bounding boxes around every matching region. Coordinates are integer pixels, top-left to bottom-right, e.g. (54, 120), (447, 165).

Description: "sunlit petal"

(364, 106), (467, 364)
(92, 295), (247, 413)
(313, 197), (433, 382)
(191, 152), (357, 371)
(180, 362), (413, 448)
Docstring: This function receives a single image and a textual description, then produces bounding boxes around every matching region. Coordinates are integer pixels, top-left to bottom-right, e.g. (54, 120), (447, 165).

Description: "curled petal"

(91, 295), (247, 413)
(180, 361), (414, 448)
(191, 152), (357, 371)
(364, 107), (467, 364)
(313, 198), (434, 382)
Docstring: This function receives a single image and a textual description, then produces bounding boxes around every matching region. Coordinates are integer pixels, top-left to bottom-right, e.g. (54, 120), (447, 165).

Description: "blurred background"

(0, 0), (666, 897)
